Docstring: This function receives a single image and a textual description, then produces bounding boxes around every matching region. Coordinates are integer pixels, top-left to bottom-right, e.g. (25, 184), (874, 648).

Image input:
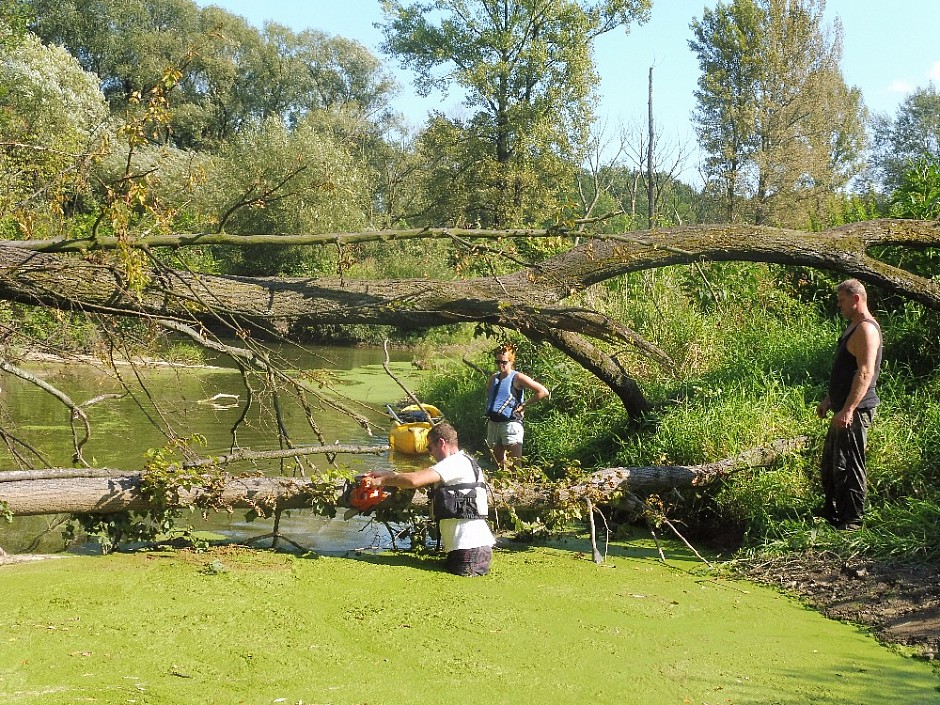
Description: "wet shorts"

(486, 420), (524, 448)
(444, 546), (493, 577)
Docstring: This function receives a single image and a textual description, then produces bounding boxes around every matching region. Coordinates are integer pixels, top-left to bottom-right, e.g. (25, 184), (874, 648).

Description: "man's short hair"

(837, 278), (867, 300)
(428, 420), (458, 446)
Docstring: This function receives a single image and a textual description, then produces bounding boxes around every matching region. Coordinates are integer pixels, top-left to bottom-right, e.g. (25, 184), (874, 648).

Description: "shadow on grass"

(335, 549), (447, 573)
(309, 529), (703, 578)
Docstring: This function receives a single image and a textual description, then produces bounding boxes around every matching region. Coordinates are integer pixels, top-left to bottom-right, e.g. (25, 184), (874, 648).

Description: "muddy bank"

(740, 553), (940, 659)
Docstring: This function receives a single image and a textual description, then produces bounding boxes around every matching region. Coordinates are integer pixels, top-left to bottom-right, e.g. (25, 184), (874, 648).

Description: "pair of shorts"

(486, 419), (524, 448)
(444, 546), (492, 577)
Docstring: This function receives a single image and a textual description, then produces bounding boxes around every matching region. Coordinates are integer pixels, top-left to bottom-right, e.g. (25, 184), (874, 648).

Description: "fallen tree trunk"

(0, 437), (809, 517)
(2, 219), (939, 418)
(0, 473), (318, 517)
(485, 436), (810, 514)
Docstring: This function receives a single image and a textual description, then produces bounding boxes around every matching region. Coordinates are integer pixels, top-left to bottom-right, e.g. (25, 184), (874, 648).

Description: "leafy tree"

(689, 0), (865, 227)
(294, 28), (397, 121)
(204, 22), (397, 138)
(191, 115), (371, 276)
(870, 84), (940, 192)
(0, 29), (109, 239)
(380, 0), (651, 227)
(26, 0), (398, 152)
(26, 0), (202, 108)
(890, 154), (940, 220)
(169, 5), (267, 148)
(688, 0), (762, 224)
(0, 0), (31, 45)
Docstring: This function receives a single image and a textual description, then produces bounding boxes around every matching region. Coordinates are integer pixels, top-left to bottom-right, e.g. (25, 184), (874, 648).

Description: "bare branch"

(382, 339), (433, 420)
(0, 358), (92, 466)
(178, 443), (390, 470)
(156, 319), (373, 435)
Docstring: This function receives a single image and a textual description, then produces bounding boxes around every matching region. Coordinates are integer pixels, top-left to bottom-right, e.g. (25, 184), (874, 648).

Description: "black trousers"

(820, 408), (875, 525)
(444, 546), (492, 577)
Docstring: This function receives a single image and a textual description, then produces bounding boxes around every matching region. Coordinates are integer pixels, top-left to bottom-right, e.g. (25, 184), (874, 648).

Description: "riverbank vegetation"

(420, 264), (940, 566)
(1, 0), (940, 576)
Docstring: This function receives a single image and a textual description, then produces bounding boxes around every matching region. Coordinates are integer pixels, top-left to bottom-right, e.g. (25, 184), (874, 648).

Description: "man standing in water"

(485, 343), (549, 469)
(364, 422), (495, 576)
(815, 279), (883, 531)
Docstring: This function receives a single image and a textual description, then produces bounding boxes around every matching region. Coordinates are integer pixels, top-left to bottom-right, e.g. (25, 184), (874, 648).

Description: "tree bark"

(0, 437), (808, 518)
(2, 219), (939, 416)
(0, 473), (315, 517)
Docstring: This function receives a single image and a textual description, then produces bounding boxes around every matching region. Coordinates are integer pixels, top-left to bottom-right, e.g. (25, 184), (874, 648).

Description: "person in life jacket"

(484, 342), (549, 469)
(362, 421), (495, 577)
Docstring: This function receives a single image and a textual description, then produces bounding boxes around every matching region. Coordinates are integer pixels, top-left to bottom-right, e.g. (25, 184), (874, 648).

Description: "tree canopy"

(380, 0), (652, 227)
(0, 27), (109, 239)
(24, 0), (399, 150)
(870, 84), (940, 193)
(689, 0), (865, 226)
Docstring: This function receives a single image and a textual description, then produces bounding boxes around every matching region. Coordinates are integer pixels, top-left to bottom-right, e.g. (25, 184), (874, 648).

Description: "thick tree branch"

(2, 220), (939, 416)
(4, 221), (939, 325)
(0, 227), (567, 253)
(527, 327), (654, 416)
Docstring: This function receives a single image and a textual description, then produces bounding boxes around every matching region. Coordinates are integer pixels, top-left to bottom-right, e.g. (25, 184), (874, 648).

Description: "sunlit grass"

(420, 264), (940, 563)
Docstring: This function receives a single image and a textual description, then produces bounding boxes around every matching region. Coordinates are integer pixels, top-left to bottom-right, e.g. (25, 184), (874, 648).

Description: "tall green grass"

(419, 264), (940, 563)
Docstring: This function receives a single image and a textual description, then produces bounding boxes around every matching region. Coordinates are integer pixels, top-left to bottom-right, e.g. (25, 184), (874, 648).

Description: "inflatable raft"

(388, 403), (442, 455)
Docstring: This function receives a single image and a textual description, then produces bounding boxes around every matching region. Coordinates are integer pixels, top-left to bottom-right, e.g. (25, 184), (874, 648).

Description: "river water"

(0, 344), (436, 553)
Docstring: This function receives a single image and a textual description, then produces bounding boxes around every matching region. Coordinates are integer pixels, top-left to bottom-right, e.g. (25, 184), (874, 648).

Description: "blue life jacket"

(486, 370), (524, 422)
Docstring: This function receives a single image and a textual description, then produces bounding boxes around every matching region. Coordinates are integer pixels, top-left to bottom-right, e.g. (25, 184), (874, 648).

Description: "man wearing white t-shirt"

(364, 422), (495, 576)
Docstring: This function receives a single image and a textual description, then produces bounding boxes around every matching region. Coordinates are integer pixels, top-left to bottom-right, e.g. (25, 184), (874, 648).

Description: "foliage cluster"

(689, 0), (866, 227)
(65, 434), (356, 554)
(869, 84), (940, 192)
(380, 0), (652, 227)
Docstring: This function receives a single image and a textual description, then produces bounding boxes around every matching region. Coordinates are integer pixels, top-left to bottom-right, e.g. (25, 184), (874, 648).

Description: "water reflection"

(0, 344), (438, 553)
(209, 512), (394, 553)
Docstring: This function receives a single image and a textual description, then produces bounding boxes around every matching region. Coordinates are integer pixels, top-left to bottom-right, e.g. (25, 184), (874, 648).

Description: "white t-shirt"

(432, 451), (496, 553)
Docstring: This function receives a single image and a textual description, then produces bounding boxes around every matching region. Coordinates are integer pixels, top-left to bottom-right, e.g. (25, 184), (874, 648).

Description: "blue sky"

(197, 0), (940, 176)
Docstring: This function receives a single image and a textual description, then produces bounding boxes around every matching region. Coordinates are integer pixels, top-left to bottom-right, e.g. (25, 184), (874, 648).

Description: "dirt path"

(741, 553), (940, 660)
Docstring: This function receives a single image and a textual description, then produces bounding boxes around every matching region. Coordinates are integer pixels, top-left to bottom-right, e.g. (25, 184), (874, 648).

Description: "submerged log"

(0, 437), (809, 518)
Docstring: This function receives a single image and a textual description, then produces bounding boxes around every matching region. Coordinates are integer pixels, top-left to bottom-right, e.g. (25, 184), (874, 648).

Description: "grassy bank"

(1, 538), (938, 705)
(419, 265), (940, 563)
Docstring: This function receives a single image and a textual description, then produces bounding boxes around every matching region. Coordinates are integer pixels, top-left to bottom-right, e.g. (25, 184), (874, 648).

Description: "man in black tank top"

(815, 279), (883, 530)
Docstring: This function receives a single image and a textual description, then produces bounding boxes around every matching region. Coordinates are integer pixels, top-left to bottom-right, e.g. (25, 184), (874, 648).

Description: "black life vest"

(431, 455), (489, 521)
